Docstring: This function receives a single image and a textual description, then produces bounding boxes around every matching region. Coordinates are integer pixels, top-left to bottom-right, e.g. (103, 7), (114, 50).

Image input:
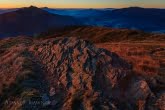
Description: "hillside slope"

(0, 36), (164, 110)
(107, 7), (165, 32)
(0, 6), (79, 38)
(38, 26), (165, 43)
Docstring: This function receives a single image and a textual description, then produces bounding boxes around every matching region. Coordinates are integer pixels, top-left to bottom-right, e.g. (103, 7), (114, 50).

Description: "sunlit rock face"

(0, 37), (163, 110)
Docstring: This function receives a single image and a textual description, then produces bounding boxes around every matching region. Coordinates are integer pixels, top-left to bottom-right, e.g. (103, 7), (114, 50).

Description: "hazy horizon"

(0, 0), (165, 8)
(0, 6), (165, 10)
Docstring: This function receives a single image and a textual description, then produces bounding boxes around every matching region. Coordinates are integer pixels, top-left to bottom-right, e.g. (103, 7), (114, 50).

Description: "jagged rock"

(29, 37), (133, 109)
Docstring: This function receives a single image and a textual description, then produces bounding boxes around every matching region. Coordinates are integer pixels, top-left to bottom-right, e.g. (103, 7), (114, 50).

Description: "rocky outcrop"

(28, 37), (132, 109)
(0, 37), (164, 110)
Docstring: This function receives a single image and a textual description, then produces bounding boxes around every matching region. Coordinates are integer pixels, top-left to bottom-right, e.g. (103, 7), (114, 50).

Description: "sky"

(0, 0), (165, 8)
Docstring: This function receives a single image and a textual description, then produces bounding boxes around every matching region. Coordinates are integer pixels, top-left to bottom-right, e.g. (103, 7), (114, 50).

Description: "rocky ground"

(0, 36), (164, 110)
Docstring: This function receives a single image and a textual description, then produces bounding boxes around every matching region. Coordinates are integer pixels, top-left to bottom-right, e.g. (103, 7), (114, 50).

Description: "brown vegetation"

(96, 42), (165, 76)
(38, 26), (165, 43)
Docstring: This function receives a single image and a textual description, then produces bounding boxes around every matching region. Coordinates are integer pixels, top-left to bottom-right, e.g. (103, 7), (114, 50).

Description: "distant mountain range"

(106, 7), (165, 32)
(43, 7), (165, 33)
(0, 6), (165, 38)
(0, 6), (79, 37)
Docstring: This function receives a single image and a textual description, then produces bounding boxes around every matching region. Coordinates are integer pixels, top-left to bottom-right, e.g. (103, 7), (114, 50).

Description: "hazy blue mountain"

(43, 7), (165, 33)
(106, 7), (165, 33)
(42, 8), (114, 18)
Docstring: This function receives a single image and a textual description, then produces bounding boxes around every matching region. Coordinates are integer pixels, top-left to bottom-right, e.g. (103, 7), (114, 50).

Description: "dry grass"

(96, 42), (165, 77)
(38, 26), (165, 43)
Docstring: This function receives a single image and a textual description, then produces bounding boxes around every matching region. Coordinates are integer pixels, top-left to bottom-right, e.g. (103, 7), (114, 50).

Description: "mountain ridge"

(43, 7), (165, 33)
(0, 6), (79, 38)
(37, 26), (165, 43)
